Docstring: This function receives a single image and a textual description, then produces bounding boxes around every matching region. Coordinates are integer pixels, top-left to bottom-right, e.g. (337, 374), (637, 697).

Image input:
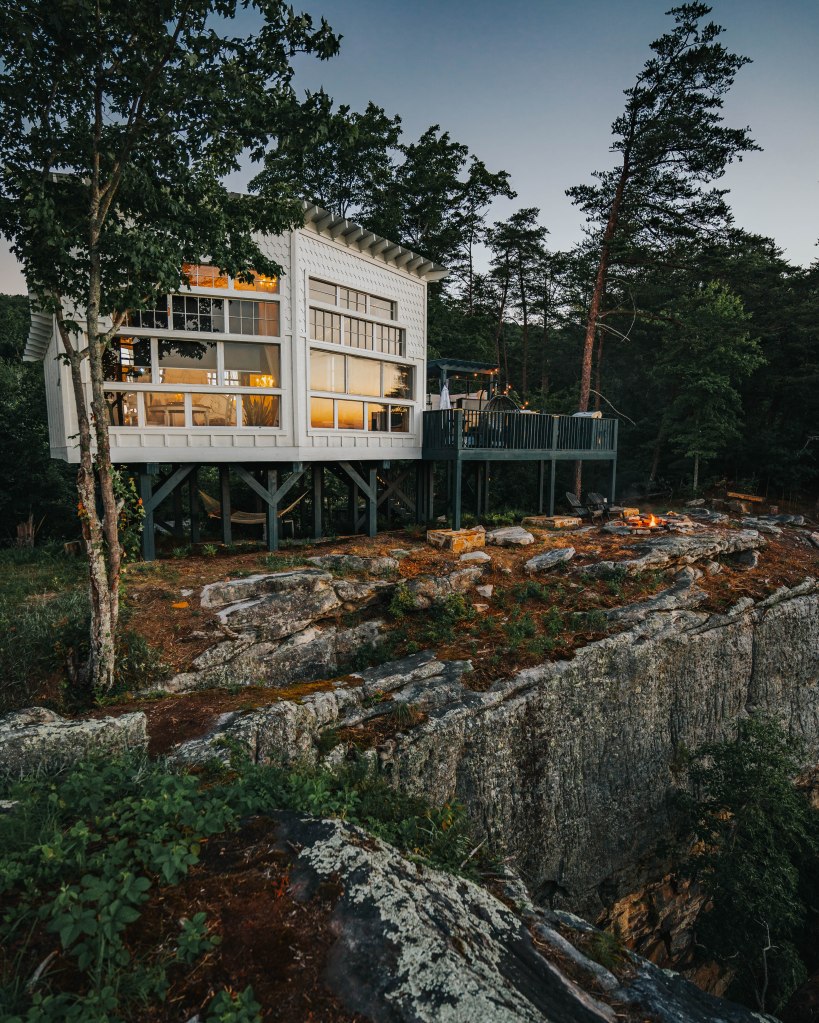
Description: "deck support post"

(484, 461), (489, 515)
(138, 470), (155, 561)
(452, 460), (463, 530)
(266, 469), (278, 551)
(189, 468), (200, 544)
(171, 465), (184, 539)
(538, 461), (545, 514)
(312, 465), (323, 539)
(475, 463), (483, 517)
(610, 458), (617, 505)
(549, 460), (556, 517)
(219, 467), (232, 546)
(367, 465), (377, 536)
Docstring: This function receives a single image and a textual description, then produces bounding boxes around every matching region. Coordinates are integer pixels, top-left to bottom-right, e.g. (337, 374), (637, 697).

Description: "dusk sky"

(1, 0), (816, 293)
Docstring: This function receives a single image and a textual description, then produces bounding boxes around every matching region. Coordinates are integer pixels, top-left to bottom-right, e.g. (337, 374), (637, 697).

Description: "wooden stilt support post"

(548, 460), (556, 516)
(138, 469), (155, 561)
(475, 463), (483, 517)
(538, 461), (545, 514)
(172, 464), (184, 539)
(312, 464), (323, 539)
(189, 467), (200, 544)
(452, 460), (463, 530)
(266, 468), (278, 551)
(484, 461), (489, 515)
(610, 458), (617, 504)
(367, 465), (377, 537)
(219, 466), (232, 546)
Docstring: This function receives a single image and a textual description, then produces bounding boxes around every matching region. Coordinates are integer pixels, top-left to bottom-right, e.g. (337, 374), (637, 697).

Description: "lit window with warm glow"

(182, 263), (228, 289)
(223, 342), (280, 387)
(311, 397), (335, 429)
(337, 400), (364, 430)
(233, 270), (279, 293)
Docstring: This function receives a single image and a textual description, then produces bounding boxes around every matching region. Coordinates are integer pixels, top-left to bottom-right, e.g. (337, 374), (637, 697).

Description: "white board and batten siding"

(25, 206), (444, 465)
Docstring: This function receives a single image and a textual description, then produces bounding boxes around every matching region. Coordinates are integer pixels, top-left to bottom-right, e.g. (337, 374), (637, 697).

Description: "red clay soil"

(128, 816), (368, 1023)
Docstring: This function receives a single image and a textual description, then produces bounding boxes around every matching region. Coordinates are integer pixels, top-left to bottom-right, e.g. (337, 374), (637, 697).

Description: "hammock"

(199, 489), (306, 526)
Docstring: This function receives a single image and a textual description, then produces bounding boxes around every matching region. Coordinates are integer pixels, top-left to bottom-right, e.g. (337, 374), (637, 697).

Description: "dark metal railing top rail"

(422, 409), (616, 453)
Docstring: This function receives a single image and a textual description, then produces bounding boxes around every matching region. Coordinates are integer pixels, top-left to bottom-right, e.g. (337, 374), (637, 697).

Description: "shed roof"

(427, 358), (499, 376)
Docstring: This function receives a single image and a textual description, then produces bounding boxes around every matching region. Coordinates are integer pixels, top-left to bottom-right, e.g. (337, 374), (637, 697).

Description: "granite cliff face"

(172, 578), (819, 917)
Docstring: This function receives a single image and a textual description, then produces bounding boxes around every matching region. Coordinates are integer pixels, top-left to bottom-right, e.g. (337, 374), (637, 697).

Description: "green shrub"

(202, 543), (219, 558)
(388, 584), (417, 619)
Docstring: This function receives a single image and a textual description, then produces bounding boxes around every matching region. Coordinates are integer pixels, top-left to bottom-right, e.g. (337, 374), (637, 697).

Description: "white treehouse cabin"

(25, 203), (446, 466)
(24, 204), (447, 556)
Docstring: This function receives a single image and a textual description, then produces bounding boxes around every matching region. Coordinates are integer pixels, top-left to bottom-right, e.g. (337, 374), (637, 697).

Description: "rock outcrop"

(268, 813), (775, 1023)
(174, 578), (819, 919)
(583, 529), (764, 578)
(0, 707), (147, 779)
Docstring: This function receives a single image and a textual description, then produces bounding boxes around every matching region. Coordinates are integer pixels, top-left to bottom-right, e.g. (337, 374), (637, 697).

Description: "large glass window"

(383, 362), (412, 399)
(145, 392), (186, 427)
(337, 400), (364, 430)
(310, 349), (345, 393)
(309, 278), (336, 304)
(347, 355), (381, 397)
(223, 342), (280, 387)
(172, 295), (224, 333)
(158, 339), (217, 386)
(310, 397), (335, 429)
(182, 263), (228, 289)
(242, 393), (279, 427)
(233, 270), (279, 293)
(310, 308), (342, 344)
(105, 391), (139, 426)
(103, 337), (152, 383)
(228, 299), (280, 337)
(191, 393), (237, 427)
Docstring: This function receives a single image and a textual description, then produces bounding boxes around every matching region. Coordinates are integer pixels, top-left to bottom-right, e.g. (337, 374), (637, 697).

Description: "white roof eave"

(301, 202), (448, 282)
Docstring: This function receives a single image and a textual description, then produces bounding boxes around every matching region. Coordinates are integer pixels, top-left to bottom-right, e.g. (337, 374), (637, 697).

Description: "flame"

(648, 514), (657, 528)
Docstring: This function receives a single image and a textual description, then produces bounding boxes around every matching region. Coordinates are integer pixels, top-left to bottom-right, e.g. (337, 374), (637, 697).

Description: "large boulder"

(487, 526), (535, 547)
(305, 554), (400, 576)
(0, 707), (147, 779)
(525, 547), (576, 573)
(427, 526), (486, 554)
(584, 530), (764, 578)
(403, 566), (486, 609)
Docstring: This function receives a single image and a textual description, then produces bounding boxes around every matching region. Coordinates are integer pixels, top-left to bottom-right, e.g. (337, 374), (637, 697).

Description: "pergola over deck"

(421, 407), (618, 528)
(427, 358), (498, 407)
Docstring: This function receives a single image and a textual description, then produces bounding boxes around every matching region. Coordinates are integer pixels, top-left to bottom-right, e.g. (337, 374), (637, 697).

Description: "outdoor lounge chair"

(587, 491), (625, 518)
(565, 492), (593, 519)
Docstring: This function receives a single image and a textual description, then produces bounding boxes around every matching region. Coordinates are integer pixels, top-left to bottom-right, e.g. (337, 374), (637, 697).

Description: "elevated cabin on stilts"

(24, 203), (618, 556)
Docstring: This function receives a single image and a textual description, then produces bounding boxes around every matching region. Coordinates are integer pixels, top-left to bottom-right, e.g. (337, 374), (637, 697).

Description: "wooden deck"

(421, 409), (618, 527)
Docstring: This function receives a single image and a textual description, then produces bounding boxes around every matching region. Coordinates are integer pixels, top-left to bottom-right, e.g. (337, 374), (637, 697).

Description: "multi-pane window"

(344, 317), (371, 350)
(370, 295), (396, 320)
(223, 342), (280, 387)
(145, 392), (186, 427)
(158, 339), (218, 386)
(191, 393), (237, 427)
(375, 323), (402, 356)
(182, 263), (228, 289)
(310, 308), (342, 344)
(339, 286), (367, 312)
(310, 352), (413, 402)
(228, 299), (280, 337)
(309, 278), (337, 304)
(124, 302), (169, 330)
(172, 296), (225, 333)
(103, 337), (152, 383)
(310, 397), (410, 433)
(337, 400), (365, 431)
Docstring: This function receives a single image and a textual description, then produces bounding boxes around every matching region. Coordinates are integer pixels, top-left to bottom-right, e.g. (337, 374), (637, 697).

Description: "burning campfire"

(622, 511), (692, 534)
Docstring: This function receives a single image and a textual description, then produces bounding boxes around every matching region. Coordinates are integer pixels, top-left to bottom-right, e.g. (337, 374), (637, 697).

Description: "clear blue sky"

(1, 0), (817, 294)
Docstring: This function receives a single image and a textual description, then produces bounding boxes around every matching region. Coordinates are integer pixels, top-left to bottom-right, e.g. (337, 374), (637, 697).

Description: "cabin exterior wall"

(40, 224), (428, 465)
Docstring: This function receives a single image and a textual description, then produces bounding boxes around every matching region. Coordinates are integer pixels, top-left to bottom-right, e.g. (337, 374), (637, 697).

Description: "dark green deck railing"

(423, 409), (616, 455)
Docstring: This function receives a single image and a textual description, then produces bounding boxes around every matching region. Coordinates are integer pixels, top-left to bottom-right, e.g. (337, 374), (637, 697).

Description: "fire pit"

(622, 511), (693, 535)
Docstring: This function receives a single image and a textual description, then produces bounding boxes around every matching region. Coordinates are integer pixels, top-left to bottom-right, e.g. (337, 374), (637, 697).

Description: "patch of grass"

(582, 930), (627, 972)
(260, 553), (311, 571)
(388, 583), (417, 619)
(202, 543), (219, 558)
(0, 753), (486, 1020)
(390, 701), (425, 729)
